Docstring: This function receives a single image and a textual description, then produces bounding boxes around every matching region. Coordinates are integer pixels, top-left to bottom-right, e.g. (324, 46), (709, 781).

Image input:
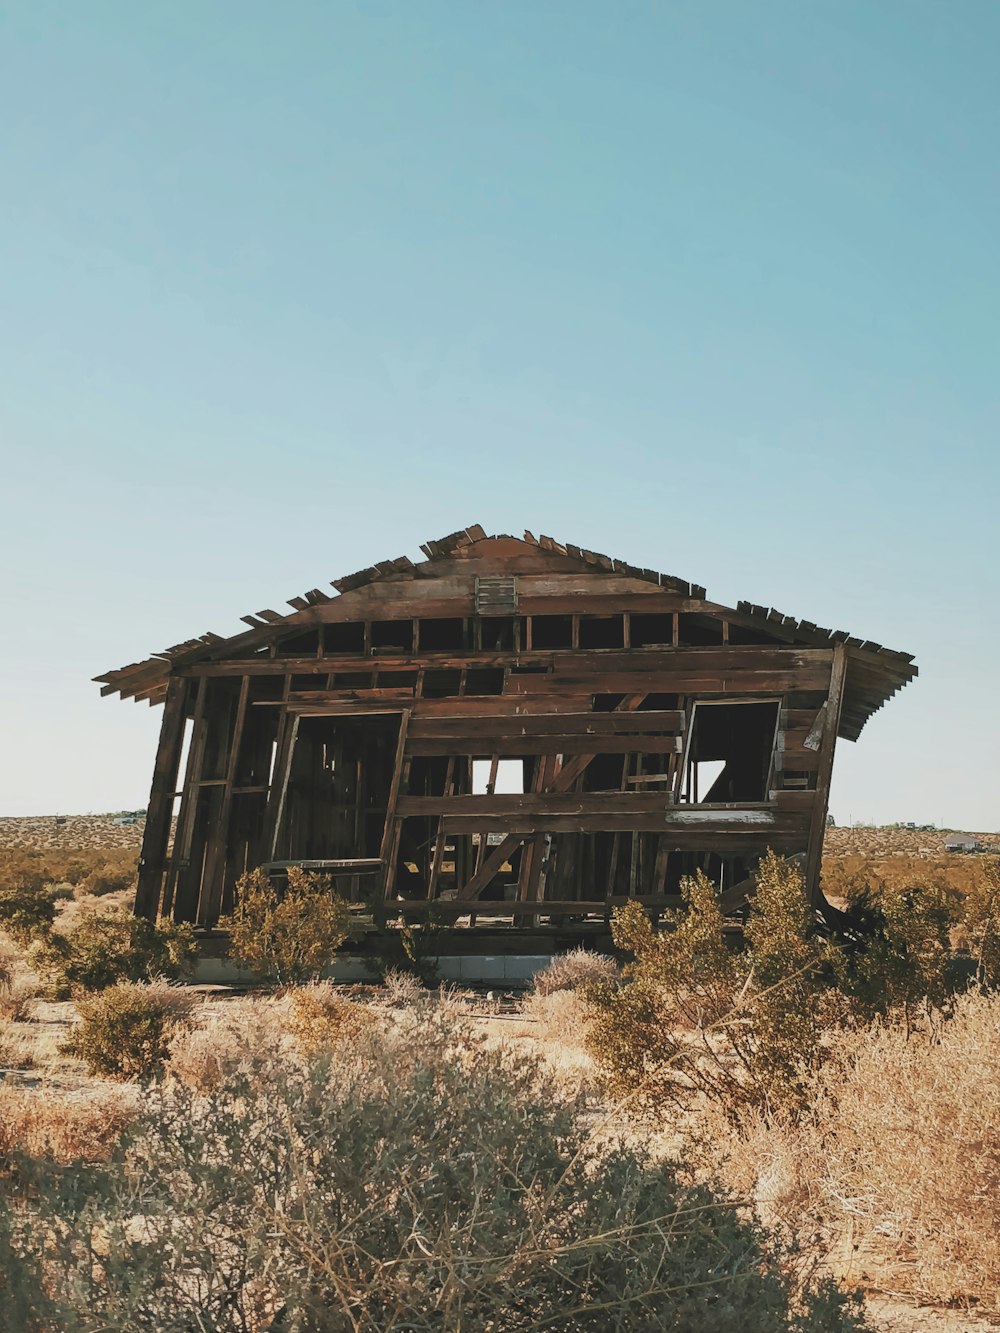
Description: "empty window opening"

(375, 671), (419, 691)
(326, 622), (365, 655)
(277, 629), (320, 657)
(579, 615), (625, 649)
(250, 675), (285, 702)
(370, 620), (413, 654)
(631, 613), (675, 648)
(677, 614), (724, 646)
(478, 616), (516, 651)
(332, 671), (373, 690)
(683, 701), (780, 803)
(419, 618), (466, 651)
(171, 714), (195, 797)
(531, 615), (573, 649)
(472, 758), (524, 795)
(636, 693), (680, 710)
(728, 623), (780, 646)
(422, 668), (463, 698)
(464, 668), (505, 695)
(688, 760), (726, 802)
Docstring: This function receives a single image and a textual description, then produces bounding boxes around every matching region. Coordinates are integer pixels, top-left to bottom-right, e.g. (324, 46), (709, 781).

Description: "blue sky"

(1, 1), (997, 826)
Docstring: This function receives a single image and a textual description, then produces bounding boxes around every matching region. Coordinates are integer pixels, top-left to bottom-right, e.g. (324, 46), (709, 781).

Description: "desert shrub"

(167, 998), (288, 1094)
(589, 856), (840, 1119)
(0, 850), (138, 893)
(532, 946), (618, 997)
(960, 856), (1000, 987)
(225, 866), (354, 985)
(829, 880), (957, 1029)
(0, 969), (43, 1022)
(0, 1017), (34, 1070)
(381, 966), (422, 1005)
(0, 1083), (138, 1163)
(282, 981), (375, 1058)
(714, 990), (1000, 1311)
(4, 1008), (868, 1331)
(63, 980), (197, 1081)
(368, 911), (444, 984)
(524, 988), (595, 1048)
(34, 909), (196, 995)
(0, 874), (60, 945)
(78, 865), (135, 897)
(823, 847), (995, 901)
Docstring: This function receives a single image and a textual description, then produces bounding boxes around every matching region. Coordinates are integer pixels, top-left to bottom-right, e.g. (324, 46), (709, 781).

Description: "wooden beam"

(407, 735), (682, 757)
(134, 676), (189, 920)
(263, 709), (299, 862)
(378, 711), (411, 899)
(805, 644), (847, 904)
(199, 675), (249, 926)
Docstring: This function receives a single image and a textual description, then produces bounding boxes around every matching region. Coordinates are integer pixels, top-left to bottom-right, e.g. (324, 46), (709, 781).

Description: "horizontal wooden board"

(510, 669), (832, 694)
(552, 647), (833, 673)
(388, 899), (688, 917)
(439, 813), (809, 839)
(408, 710), (685, 738)
(399, 792), (808, 817)
(406, 735), (683, 757)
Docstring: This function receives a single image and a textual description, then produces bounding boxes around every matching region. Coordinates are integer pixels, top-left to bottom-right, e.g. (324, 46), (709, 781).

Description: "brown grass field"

(2, 816), (999, 1331)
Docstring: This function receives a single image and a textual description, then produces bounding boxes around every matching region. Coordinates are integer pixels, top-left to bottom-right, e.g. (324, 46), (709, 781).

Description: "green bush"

(63, 980), (196, 1081)
(588, 853), (976, 1123)
(5, 1008), (869, 1331)
(831, 880), (957, 1026)
(588, 854), (841, 1119)
(78, 866), (135, 897)
(0, 874), (60, 946)
(225, 866), (354, 985)
(34, 910), (196, 995)
(960, 856), (1000, 988)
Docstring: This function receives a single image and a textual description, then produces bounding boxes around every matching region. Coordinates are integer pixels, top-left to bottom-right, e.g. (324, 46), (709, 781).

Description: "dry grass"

(709, 990), (1000, 1312)
(381, 967), (423, 1006)
(524, 987), (594, 1047)
(821, 853), (987, 905)
(0, 846), (137, 889)
(0, 1081), (139, 1162)
(531, 946), (618, 997)
(64, 980), (199, 1081)
(0, 941), (46, 1023)
(168, 996), (290, 1092)
(0, 1017), (37, 1069)
(281, 980), (376, 1058)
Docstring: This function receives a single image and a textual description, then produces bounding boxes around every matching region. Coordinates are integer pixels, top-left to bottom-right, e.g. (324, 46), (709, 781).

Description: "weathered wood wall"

(106, 532), (912, 933)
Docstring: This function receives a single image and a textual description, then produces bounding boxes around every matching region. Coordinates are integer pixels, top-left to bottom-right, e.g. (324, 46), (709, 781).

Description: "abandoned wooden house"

(96, 527), (916, 944)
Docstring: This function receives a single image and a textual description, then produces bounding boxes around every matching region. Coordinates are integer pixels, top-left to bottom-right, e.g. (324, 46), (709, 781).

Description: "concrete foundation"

(191, 953), (553, 987)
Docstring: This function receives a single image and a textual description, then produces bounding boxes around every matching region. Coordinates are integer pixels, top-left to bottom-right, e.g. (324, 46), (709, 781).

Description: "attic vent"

(475, 575), (518, 616)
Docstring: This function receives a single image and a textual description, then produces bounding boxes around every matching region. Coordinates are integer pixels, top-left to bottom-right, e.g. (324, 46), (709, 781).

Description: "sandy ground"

(2, 989), (997, 1331)
(3, 813), (999, 858)
(0, 813), (149, 850)
(3, 814), (1000, 1329)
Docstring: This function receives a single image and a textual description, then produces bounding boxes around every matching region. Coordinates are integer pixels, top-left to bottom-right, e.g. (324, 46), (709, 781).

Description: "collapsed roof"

(95, 525), (917, 741)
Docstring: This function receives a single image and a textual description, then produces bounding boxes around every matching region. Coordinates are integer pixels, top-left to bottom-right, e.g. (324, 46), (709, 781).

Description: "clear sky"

(1, 1), (997, 828)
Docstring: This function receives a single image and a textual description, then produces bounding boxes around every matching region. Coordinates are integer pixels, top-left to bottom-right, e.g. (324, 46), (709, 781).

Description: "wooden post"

(199, 675), (249, 925)
(160, 677), (208, 919)
(379, 711), (411, 899)
(804, 645), (847, 905)
(264, 712), (299, 861)
(134, 676), (189, 920)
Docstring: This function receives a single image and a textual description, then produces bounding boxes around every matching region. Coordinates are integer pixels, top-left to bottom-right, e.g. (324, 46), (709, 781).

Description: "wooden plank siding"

(107, 531), (912, 931)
